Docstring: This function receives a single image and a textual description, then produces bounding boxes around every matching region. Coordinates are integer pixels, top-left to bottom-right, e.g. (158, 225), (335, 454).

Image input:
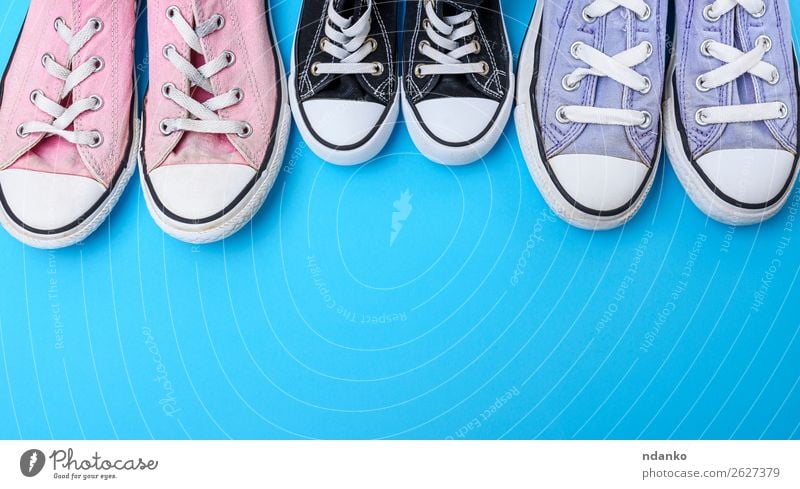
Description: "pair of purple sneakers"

(0, 0), (290, 248)
(517, 0), (799, 229)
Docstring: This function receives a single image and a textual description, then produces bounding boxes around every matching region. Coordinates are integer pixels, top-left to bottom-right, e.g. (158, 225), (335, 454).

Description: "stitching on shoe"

(471, 10), (503, 98)
(300, 2), (330, 98)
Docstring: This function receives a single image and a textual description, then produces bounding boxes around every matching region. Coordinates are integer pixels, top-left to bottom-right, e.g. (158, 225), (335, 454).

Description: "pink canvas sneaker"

(140, 1), (291, 243)
(0, 0), (139, 249)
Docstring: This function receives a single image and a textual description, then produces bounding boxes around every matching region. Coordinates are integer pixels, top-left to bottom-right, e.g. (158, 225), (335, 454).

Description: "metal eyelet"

(639, 77), (652, 94)
(751, 3), (767, 18)
(471, 40), (481, 54)
(29, 89), (43, 105)
(88, 131), (103, 148)
(695, 109), (710, 126)
(478, 61), (490, 76)
(162, 44), (176, 59)
(41, 53), (54, 67)
(768, 70), (780, 85)
(570, 42), (583, 59)
(778, 103), (788, 119)
(703, 5), (720, 22)
(90, 95), (103, 110)
(696, 75), (711, 92)
(89, 17), (103, 32)
(213, 14), (225, 29)
(757, 35), (772, 52)
(422, 18), (431, 30)
(419, 40), (430, 55)
(166, 6), (179, 19)
(310, 62), (321, 76)
(159, 120), (173, 136)
(555, 106), (570, 124)
(700, 39), (714, 56)
(222, 51), (235, 66)
(643, 41), (653, 56)
(581, 9), (596, 23)
(320, 37), (329, 50)
(53, 17), (64, 31)
(637, 5), (651, 21)
(639, 111), (652, 129)
(367, 38), (378, 52)
(16, 124), (29, 138)
(562, 75), (580, 91)
(161, 82), (174, 98)
(90, 56), (105, 72)
(231, 88), (244, 102)
(371, 62), (384, 76)
(237, 123), (253, 138)
(414, 64), (426, 78)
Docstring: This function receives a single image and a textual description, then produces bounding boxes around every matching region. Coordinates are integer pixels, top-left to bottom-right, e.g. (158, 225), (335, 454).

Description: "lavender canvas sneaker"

(0, 0), (138, 248)
(664, 0), (799, 225)
(516, 0), (667, 230)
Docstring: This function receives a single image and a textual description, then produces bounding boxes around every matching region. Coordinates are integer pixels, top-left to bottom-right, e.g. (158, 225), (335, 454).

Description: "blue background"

(0, 0), (798, 440)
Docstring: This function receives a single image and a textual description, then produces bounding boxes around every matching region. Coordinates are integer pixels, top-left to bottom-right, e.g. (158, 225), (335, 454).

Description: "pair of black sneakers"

(289, 0), (513, 166)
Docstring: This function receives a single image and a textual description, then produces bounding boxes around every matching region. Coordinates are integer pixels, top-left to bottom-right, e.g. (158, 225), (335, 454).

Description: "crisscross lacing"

(694, 0), (787, 126)
(557, 0), (654, 129)
(17, 17), (105, 147)
(159, 6), (250, 137)
(414, 0), (487, 78)
(312, 0), (382, 76)
(702, 0), (765, 20)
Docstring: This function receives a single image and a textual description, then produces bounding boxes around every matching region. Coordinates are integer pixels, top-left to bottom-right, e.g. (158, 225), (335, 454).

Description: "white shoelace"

(558, 0), (654, 128)
(694, 0), (787, 126)
(17, 17), (104, 147)
(312, 0), (383, 76)
(415, 0), (487, 78)
(160, 7), (250, 137)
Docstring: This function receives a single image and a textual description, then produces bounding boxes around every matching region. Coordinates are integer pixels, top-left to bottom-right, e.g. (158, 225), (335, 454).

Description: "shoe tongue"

(162, 50), (247, 167)
(421, 1), (485, 100)
(9, 136), (93, 179)
(333, 0), (369, 19)
(714, 13), (778, 152)
(315, 0), (380, 103)
(441, 0), (483, 10)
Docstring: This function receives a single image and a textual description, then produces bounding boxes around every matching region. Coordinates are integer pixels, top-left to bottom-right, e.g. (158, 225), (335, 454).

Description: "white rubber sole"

(140, 14), (291, 244)
(514, 0), (660, 231)
(0, 101), (140, 249)
(402, 78), (515, 166)
(663, 52), (800, 226)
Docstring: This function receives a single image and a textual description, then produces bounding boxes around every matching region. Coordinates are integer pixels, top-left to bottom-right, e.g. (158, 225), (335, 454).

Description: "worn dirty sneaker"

(0, 0), (139, 249)
(402, 0), (514, 166)
(664, 0), (800, 225)
(516, 0), (666, 230)
(140, 0), (291, 243)
(289, 0), (400, 166)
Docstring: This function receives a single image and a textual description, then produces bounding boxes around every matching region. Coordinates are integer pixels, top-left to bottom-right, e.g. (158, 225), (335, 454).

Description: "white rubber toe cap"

(550, 154), (649, 213)
(414, 97), (500, 144)
(302, 99), (385, 147)
(0, 169), (105, 231)
(696, 149), (794, 206)
(149, 164), (256, 221)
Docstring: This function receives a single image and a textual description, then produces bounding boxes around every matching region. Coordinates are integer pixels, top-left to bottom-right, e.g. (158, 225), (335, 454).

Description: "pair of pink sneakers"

(0, 0), (290, 248)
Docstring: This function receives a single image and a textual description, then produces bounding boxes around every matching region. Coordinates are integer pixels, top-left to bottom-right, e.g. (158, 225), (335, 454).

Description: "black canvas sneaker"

(289, 0), (400, 165)
(402, 0), (514, 165)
